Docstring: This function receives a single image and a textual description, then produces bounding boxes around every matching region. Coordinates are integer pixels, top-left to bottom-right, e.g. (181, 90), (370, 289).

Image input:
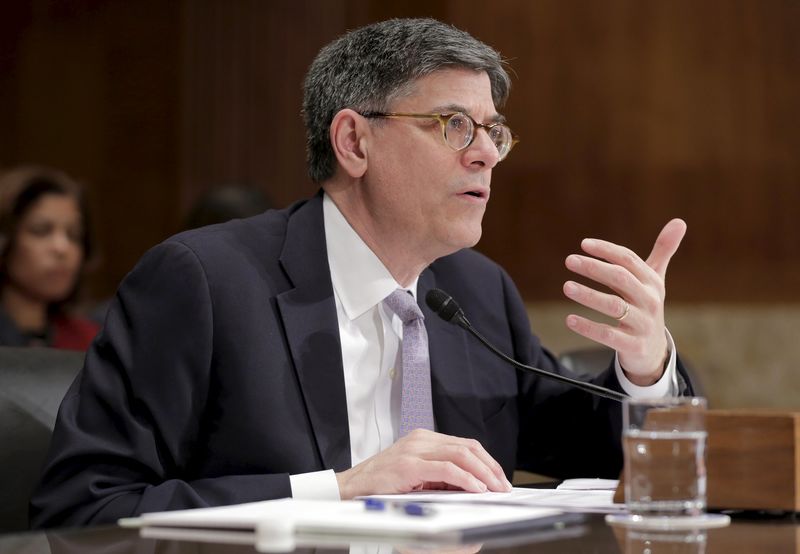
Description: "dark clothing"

(0, 307), (98, 351)
(30, 194), (694, 528)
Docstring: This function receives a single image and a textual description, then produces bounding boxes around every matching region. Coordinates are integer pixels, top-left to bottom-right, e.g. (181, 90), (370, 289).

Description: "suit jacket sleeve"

(30, 241), (293, 529)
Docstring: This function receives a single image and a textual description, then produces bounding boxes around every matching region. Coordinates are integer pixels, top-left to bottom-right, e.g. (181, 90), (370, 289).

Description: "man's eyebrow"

(429, 104), (506, 124)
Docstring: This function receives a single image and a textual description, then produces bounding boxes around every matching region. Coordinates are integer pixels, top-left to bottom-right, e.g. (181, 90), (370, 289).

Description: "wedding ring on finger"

(615, 300), (630, 322)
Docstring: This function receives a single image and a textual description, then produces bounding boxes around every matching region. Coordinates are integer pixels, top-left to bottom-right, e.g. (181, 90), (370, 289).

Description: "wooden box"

(614, 410), (800, 511)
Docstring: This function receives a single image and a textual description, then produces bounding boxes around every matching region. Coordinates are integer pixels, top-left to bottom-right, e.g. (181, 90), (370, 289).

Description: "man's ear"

(330, 109), (369, 179)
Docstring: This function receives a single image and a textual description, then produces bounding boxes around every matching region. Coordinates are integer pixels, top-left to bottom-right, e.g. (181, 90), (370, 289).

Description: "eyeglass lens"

(444, 113), (512, 159)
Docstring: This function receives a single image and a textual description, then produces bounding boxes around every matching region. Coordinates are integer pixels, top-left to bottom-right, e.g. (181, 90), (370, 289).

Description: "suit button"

(389, 367), (397, 379)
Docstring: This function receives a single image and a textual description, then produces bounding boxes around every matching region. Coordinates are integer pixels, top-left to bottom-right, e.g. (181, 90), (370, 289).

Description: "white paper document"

(556, 478), (620, 491)
(130, 498), (582, 543)
(368, 484), (625, 514)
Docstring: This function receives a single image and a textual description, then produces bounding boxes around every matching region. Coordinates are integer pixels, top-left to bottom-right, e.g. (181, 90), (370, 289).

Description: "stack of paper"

(129, 498), (584, 546)
(368, 482), (624, 514)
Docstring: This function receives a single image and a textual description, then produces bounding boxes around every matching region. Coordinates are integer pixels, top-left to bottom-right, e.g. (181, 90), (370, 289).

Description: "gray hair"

(302, 18), (511, 184)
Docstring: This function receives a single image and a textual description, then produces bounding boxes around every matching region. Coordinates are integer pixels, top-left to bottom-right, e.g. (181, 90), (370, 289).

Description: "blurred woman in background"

(0, 166), (99, 350)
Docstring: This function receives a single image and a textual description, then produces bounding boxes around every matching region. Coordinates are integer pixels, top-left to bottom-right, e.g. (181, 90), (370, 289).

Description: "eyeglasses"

(360, 111), (519, 161)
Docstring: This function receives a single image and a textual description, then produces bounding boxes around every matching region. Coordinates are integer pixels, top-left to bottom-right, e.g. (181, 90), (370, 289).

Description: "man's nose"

(462, 127), (501, 169)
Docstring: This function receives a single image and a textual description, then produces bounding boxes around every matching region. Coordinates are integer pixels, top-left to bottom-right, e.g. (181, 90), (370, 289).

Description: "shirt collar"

(323, 193), (418, 320)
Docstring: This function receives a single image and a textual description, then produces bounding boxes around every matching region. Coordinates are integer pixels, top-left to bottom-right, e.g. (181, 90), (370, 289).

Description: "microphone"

(425, 288), (626, 403)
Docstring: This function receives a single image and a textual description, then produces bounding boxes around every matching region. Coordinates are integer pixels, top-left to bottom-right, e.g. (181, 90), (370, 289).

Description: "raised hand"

(562, 219), (687, 385)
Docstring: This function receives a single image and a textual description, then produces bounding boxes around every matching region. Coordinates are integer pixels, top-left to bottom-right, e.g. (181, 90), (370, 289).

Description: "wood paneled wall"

(453, 0), (800, 301)
(0, 1), (183, 297)
(1, 0), (798, 301)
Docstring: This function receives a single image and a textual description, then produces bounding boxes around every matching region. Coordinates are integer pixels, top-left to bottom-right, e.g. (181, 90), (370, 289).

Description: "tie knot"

(383, 289), (424, 324)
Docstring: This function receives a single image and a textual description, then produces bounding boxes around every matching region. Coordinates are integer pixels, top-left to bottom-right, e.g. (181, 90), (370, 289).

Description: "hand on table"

(335, 429), (512, 500)
(562, 218), (687, 385)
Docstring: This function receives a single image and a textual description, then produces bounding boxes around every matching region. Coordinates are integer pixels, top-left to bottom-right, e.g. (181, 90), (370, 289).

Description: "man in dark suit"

(31, 18), (691, 528)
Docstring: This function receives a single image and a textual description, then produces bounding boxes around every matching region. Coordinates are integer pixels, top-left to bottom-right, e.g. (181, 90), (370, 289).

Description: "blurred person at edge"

(0, 166), (99, 350)
(183, 185), (272, 231)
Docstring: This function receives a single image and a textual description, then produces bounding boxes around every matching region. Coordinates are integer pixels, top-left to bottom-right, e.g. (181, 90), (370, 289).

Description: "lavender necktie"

(383, 289), (435, 437)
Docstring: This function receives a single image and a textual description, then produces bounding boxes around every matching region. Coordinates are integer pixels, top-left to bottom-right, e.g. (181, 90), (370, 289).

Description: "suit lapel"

(276, 194), (351, 471)
(419, 271), (487, 445)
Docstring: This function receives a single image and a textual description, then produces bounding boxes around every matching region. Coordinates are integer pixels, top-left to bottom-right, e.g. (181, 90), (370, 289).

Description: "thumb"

(645, 218), (687, 277)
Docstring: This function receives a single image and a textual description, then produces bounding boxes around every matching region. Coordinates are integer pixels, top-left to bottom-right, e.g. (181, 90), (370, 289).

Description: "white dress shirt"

(289, 193), (678, 499)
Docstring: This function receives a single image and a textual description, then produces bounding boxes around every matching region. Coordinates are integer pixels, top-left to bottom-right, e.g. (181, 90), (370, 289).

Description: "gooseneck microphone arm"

(425, 288), (627, 403)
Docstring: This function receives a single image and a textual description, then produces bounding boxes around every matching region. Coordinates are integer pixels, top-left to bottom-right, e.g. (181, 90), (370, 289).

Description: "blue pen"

(398, 502), (435, 517)
(363, 498), (436, 517)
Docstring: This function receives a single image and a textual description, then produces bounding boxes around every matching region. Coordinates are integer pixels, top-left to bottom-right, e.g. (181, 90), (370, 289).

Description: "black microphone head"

(425, 288), (465, 325)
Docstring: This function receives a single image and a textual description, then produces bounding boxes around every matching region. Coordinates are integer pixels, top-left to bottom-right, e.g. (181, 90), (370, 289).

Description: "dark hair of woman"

(0, 166), (99, 350)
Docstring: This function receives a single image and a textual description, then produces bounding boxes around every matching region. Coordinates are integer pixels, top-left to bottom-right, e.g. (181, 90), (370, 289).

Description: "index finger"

(645, 218), (687, 278)
(445, 435), (511, 491)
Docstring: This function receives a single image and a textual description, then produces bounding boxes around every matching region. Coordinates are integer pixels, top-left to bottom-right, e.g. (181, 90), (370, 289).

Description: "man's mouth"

(461, 187), (489, 199)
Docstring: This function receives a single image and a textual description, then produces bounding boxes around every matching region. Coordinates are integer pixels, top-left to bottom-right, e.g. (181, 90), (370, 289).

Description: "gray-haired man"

(32, 18), (690, 528)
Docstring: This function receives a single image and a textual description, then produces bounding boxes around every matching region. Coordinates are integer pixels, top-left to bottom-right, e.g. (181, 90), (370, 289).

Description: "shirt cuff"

(615, 329), (678, 398)
(289, 469), (341, 501)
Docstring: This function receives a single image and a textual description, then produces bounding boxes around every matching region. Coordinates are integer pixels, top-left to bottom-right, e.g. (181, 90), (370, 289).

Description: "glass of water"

(606, 396), (730, 529)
